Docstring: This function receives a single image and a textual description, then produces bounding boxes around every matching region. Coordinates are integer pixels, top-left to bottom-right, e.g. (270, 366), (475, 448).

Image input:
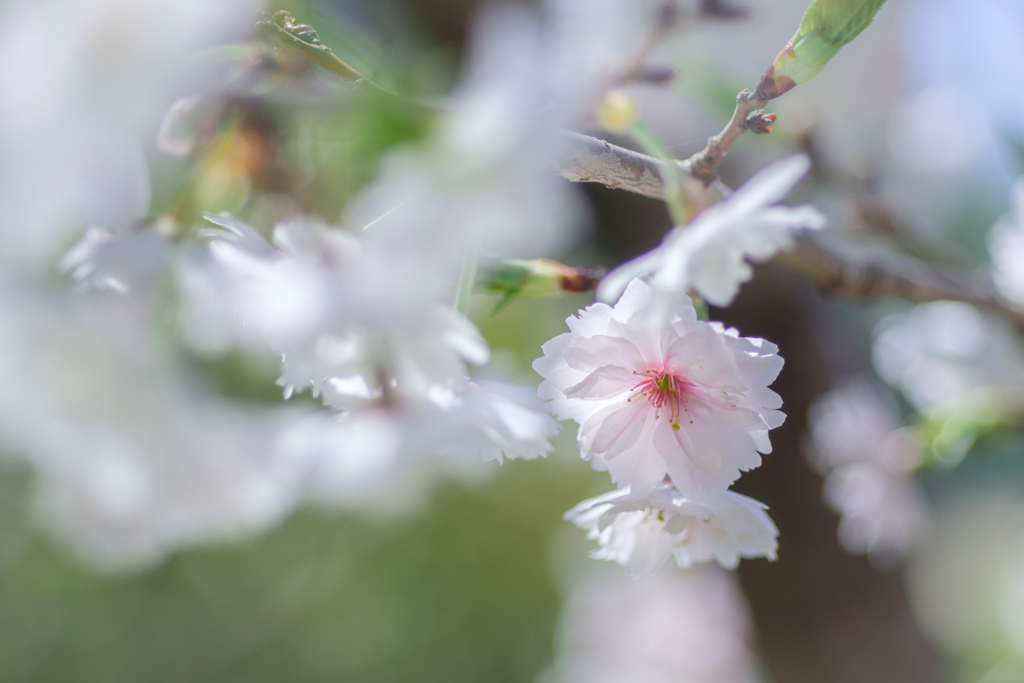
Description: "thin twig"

(555, 132), (1024, 328)
(774, 234), (1023, 321)
(614, 3), (682, 86)
(684, 89), (774, 184)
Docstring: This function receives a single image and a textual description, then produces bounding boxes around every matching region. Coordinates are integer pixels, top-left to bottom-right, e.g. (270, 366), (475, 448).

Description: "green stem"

(693, 295), (710, 321)
(629, 122), (691, 226)
(454, 234), (482, 316)
(257, 12), (387, 92)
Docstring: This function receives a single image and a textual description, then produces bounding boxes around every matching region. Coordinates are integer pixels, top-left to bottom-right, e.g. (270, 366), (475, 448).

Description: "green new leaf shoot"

(756, 0), (887, 99)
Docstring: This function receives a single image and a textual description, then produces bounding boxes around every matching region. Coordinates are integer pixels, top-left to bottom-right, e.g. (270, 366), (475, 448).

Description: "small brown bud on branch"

(742, 110), (776, 135)
(632, 64), (679, 86)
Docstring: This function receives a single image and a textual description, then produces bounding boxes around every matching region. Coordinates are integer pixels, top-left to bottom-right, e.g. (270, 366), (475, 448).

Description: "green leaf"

(797, 0), (888, 47)
(762, 0), (888, 95)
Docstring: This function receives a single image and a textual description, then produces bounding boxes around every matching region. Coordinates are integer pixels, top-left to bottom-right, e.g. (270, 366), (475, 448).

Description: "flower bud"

(478, 259), (601, 315)
(756, 0), (887, 100)
(594, 90), (639, 135)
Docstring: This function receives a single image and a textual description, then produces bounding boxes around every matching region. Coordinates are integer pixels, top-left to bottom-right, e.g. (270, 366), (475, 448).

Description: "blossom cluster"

(0, 0), (691, 567)
(537, 278), (784, 576)
(535, 154), (826, 575)
(0, 0), (832, 577)
(0, 0), (598, 566)
(807, 377), (929, 562)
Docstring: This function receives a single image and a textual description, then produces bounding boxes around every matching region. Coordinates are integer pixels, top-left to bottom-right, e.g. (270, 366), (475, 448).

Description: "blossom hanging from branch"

(598, 155), (825, 310)
(536, 279), (782, 573)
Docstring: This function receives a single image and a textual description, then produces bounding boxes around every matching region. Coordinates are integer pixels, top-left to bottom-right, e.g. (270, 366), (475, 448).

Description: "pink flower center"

(628, 369), (694, 430)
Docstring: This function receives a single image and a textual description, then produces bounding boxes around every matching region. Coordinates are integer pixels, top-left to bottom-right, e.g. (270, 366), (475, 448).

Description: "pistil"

(627, 368), (693, 430)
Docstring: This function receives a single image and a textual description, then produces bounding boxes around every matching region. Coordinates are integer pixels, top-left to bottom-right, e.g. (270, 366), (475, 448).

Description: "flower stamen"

(632, 370), (692, 430)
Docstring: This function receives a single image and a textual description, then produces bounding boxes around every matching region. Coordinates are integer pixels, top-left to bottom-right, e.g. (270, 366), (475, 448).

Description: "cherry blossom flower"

(565, 483), (778, 576)
(598, 155), (825, 310)
(535, 278), (784, 493)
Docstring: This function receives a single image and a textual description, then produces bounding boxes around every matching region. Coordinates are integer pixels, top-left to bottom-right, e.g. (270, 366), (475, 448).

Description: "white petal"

(589, 400), (649, 458)
(564, 364), (637, 399)
(564, 333), (647, 373)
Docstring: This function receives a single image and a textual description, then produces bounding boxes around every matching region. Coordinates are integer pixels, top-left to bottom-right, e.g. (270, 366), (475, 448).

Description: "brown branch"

(555, 132), (1024, 328)
(556, 131), (705, 204)
(256, 11), (1023, 326)
(684, 89), (774, 184)
(774, 234), (1023, 319)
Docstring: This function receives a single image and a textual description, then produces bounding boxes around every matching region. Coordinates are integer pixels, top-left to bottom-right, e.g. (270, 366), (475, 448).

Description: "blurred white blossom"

(539, 566), (764, 683)
(808, 377), (929, 560)
(0, 285), (304, 570)
(566, 483), (778, 576)
(0, 205), (560, 567)
(599, 155), (825, 310)
(989, 177), (1024, 304)
(535, 278), (784, 494)
(183, 215), (488, 403)
(451, 380), (561, 463)
(344, 4), (584, 273)
(60, 227), (168, 294)
(808, 376), (909, 471)
(823, 461), (929, 560)
(183, 212), (559, 491)
(284, 379), (558, 516)
(873, 301), (1024, 413)
(0, 0), (260, 270)
(8, 185), (563, 568)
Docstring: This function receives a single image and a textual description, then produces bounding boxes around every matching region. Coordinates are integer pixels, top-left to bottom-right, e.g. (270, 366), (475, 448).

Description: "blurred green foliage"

(0, 452), (602, 683)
